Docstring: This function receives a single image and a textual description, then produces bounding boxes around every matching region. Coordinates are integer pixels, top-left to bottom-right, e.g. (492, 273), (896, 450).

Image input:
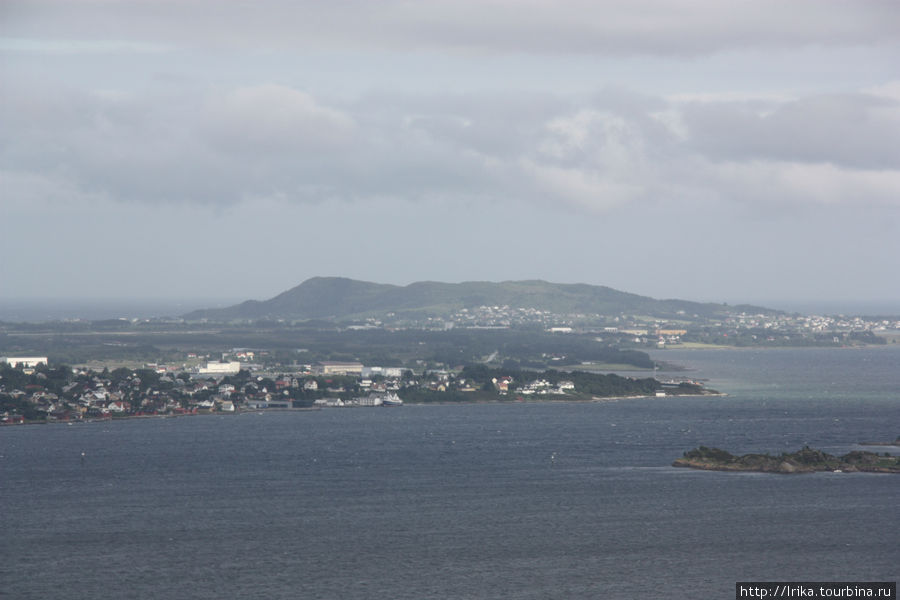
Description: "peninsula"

(673, 446), (900, 474)
(1, 361), (719, 424)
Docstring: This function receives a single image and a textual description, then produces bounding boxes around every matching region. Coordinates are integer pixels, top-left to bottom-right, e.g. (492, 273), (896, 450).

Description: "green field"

(664, 342), (734, 350)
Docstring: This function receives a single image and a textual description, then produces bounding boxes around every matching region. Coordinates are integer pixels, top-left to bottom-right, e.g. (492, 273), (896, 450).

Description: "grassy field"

(562, 362), (654, 372)
(663, 342), (734, 350)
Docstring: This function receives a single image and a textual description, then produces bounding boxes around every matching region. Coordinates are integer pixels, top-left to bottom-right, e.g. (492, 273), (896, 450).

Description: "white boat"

(381, 392), (403, 407)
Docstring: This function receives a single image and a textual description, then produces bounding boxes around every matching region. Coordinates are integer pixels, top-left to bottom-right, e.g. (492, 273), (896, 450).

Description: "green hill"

(183, 277), (775, 322)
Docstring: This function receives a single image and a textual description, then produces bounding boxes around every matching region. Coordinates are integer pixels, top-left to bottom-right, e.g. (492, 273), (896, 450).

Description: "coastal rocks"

(859, 436), (900, 447)
(779, 461), (798, 473)
(672, 445), (900, 474)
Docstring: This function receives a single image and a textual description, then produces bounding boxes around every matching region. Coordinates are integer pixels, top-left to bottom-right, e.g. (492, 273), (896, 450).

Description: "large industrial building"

(197, 361), (242, 375)
(314, 361), (364, 376)
(1, 356), (48, 368)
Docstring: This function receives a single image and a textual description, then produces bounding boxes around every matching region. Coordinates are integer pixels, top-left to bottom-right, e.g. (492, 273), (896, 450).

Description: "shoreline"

(2, 392), (729, 425)
(673, 446), (900, 474)
(1, 406), (323, 427)
(654, 342), (899, 352)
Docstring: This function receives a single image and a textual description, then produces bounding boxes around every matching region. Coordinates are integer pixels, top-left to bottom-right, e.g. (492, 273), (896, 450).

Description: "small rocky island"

(673, 446), (900, 474)
(859, 436), (900, 447)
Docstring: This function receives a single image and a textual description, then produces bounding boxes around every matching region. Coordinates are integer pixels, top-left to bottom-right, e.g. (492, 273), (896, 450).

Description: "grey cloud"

(0, 82), (504, 206)
(2, 1), (897, 57)
(202, 85), (355, 154)
(3, 79), (899, 213)
(1, 85), (254, 205)
(682, 94), (900, 169)
(394, 93), (563, 161)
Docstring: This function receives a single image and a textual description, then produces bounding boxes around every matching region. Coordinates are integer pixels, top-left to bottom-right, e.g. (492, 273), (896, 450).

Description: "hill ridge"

(183, 276), (776, 322)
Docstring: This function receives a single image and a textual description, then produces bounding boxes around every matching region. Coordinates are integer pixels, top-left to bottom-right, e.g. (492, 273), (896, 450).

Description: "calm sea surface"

(2, 347), (898, 599)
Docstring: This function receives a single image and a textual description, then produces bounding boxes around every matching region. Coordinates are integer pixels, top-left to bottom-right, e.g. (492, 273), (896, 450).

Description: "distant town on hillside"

(2, 277), (897, 424)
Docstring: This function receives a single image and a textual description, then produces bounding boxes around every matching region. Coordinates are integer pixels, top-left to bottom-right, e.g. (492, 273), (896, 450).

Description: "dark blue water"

(2, 347), (898, 599)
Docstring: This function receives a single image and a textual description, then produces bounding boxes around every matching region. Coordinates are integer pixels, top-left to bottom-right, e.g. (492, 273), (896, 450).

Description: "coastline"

(3, 392), (729, 425)
(1, 406), (322, 427)
(673, 446), (900, 474)
(656, 342), (897, 352)
(672, 459), (900, 475)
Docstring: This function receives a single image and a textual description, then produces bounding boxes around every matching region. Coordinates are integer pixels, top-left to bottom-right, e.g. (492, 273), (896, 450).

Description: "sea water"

(1, 346), (898, 599)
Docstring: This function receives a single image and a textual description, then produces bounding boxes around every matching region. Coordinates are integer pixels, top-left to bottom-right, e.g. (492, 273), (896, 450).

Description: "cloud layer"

(3, 0), (898, 55)
(2, 1), (899, 304)
(4, 81), (899, 212)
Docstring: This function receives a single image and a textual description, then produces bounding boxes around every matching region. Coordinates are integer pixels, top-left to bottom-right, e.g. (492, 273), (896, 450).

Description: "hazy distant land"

(182, 277), (777, 322)
(1, 277), (897, 372)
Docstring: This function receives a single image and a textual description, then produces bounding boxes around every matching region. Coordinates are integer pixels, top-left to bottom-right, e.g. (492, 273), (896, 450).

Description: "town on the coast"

(403, 306), (898, 347)
(0, 354), (714, 424)
(3, 278), (899, 424)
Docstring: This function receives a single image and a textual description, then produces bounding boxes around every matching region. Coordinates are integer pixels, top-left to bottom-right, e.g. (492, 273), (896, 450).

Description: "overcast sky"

(2, 1), (899, 312)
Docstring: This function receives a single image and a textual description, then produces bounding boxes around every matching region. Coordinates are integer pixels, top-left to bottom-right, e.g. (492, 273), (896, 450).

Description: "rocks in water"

(673, 445), (900, 474)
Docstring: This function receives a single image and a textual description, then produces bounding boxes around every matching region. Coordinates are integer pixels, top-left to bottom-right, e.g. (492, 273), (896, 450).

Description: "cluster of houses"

(0, 357), (593, 423)
(360, 303), (900, 348)
(0, 365), (381, 423)
(518, 378), (576, 396)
